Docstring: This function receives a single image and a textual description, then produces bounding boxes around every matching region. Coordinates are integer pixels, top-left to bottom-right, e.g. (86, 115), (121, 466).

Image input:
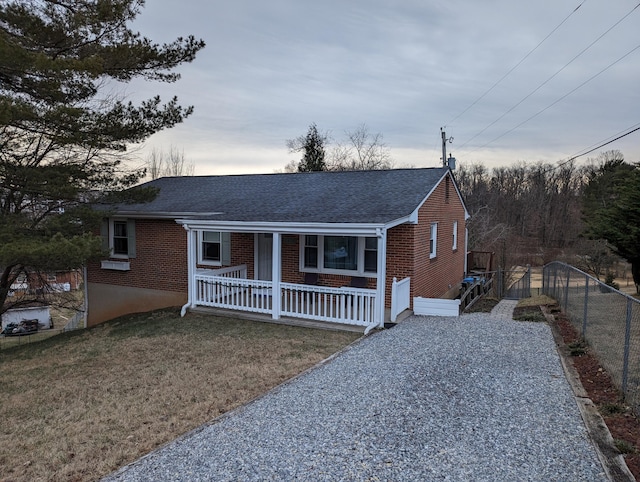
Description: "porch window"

(364, 237), (377, 272)
(430, 223), (438, 259)
(198, 231), (231, 266)
(324, 236), (358, 271)
(303, 235), (318, 269)
(202, 231), (221, 262)
(300, 235), (377, 275)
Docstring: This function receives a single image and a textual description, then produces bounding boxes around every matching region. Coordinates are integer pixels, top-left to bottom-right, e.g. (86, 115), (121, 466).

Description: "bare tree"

(147, 145), (195, 179)
(329, 124), (393, 171)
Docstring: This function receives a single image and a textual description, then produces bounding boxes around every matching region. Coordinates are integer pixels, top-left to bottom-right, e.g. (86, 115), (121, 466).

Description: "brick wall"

(87, 219), (188, 292)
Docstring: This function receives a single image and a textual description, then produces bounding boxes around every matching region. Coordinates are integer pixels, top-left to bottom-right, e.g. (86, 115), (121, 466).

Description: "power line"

(534, 123), (640, 175)
(465, 43), (640, 155)
(447, 0), (587, 126)
(457, 2), (640, 151)
(565, 124), (640, 163)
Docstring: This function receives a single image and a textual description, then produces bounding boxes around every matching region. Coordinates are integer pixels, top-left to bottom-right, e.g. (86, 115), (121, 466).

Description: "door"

(256, 233), (273, 281)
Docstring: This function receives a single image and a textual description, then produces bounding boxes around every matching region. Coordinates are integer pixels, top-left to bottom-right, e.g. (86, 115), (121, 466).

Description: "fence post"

(622, 299), (633, 395)
(525, 264), (531, 297)
(497, 267), (503, 299)
(582, 275), (589, 339)
(564, 268), (570, 312)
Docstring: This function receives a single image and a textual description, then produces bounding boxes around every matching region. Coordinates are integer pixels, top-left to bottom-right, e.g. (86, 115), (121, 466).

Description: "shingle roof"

(112, 168), (450, 225)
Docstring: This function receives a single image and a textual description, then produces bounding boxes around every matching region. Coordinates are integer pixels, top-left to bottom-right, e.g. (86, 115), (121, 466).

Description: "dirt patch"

(464, 297), (499, 313)
(551, 306), (640, 478)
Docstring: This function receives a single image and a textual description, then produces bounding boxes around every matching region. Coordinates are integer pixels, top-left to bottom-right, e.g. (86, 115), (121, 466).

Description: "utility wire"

(535, 123), (640, 175)
(447, 0), (587, 126)
(565, 124), (640, 163)
(458, 2), (640, 151)
(567, 122), (640, 160)
(465, 43), (640, 155)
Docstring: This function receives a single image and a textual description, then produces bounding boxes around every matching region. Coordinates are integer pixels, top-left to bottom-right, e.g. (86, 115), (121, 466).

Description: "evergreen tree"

(293, 123), (326, 172)
(582, 157), (640, 292)
(0, 0), (205, 312)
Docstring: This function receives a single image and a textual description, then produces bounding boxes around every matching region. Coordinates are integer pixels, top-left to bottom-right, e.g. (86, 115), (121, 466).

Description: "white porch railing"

(195, 275), (273, 314)
(281, 283), (376, 327)
(193, 269), (377, 327)
(390, 276), (411, 322)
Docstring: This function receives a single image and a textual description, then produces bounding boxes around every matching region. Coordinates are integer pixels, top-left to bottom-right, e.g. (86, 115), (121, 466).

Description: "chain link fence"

(0, 309), (85, 351)
(543, 261), (640, 412)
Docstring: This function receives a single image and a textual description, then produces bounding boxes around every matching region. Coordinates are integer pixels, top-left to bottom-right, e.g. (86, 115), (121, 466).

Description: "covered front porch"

(178, 222), (405, 333)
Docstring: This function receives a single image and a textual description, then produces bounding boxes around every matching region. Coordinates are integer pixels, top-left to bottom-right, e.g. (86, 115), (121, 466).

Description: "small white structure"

(2, 305), (52, 331)
(413, 297), (461, 317)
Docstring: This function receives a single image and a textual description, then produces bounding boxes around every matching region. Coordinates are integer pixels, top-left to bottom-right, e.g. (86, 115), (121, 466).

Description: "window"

(430, 223), (438, 259)
(202, 231), (221, 262)
(452, 221), (458, 251)
(304, 235), (318, 269)
(300, 235), (377, 275)
(112, 220), (129, 256)
(198, 231), (231, 266)
(364, 237), (377, 273)
(101, 218), (136, 259)
(324, 236), (358, 271)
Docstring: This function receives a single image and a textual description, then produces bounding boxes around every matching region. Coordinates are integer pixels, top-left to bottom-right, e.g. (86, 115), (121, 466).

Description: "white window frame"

(452, 221), (458, 251)
(299, 235), (377, 276)
(109, 218), (131, 259)
(430, 223), (438, 259)
(198, 230), (224, 266)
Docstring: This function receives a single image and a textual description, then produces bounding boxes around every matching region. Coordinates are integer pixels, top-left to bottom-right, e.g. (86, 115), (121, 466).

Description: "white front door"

(256, 233), (273, 281)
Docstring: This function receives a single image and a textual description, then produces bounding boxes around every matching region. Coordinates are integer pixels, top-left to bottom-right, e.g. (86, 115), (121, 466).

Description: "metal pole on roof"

(441, 128), (447, 166)
(441, 128), (453, 167)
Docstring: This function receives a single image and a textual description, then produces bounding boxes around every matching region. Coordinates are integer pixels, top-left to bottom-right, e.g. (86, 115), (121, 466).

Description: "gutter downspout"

(180, 225), (195, 317)
(365, 227), (387, 335)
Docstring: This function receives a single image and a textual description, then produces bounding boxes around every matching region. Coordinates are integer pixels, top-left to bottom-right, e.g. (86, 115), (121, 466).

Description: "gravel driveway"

(104, 313), (607, 481)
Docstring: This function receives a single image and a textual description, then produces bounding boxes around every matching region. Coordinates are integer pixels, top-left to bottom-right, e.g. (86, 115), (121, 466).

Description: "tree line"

(456, 150), (640, 291)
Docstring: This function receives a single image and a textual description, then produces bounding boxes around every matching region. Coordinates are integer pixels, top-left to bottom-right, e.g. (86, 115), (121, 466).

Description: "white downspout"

(180, 226), (195, 317)
(365, 227), (386, 335)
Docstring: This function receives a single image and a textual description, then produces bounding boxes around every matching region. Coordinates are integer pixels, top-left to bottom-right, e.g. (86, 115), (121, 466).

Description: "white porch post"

(375, 228), (387, 327)
(181, 226), (197, 316)
(271, 232), (281, 320)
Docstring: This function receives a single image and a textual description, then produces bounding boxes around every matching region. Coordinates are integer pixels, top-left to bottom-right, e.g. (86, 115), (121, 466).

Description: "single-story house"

(86, 167), (469, 332)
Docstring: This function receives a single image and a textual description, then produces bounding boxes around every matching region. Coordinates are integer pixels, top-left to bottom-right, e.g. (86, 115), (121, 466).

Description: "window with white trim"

(300, 235), (377, 275)
(452, 221), (458, 251)
(101, 218), (136, 259)
(198, 231), (231, 266)
(429, 223), (438, 259)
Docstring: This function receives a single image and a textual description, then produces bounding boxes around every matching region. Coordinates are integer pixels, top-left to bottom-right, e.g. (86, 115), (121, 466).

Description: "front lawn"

(0, 309), (361, 482)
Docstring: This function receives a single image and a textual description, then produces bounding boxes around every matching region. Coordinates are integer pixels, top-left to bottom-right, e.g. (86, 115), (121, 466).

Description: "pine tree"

(296, 123), (327, 172)
(582, 157), (640, 292)
(0, 0), (205, 312)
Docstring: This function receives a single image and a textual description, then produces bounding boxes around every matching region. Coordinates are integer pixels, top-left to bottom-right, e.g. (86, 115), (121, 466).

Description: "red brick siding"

(411, 174), (466, 300)
(87, 219), (188, 292)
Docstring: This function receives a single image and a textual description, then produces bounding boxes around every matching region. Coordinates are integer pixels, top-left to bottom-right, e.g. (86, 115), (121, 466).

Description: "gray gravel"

(104, 313), (607, 481)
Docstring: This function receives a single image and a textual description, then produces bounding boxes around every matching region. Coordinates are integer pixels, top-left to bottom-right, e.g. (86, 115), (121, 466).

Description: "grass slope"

(0, 309), (360, 482)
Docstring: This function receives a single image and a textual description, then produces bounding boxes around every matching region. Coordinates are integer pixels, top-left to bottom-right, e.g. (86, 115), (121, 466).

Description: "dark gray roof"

(111, 168), (451, 224)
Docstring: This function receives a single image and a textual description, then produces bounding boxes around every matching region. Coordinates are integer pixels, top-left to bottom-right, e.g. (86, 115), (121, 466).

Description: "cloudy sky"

(126, 0), (640, 175)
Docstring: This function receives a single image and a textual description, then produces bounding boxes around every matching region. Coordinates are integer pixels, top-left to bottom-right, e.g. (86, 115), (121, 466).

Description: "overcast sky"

(125, 0), (640, 175)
